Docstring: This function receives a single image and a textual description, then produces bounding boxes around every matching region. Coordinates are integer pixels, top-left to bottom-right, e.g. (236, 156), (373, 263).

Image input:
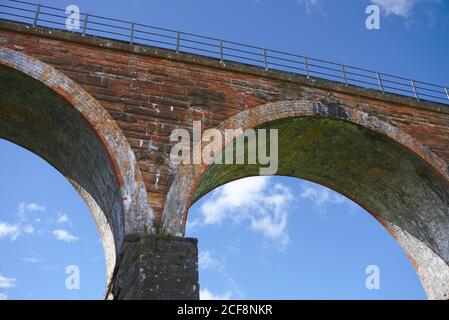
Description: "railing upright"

(411, 80), (419, 101)
(82, 13), (88, 36)
(263, 49), (268, 71)
(341, 64), (348, 86)
(377, 72), (384, 93)
(130, 21), (135, 46)
(219, 40), (224, 63)
(304, 57), (310, 79)
(32, 3), (41, 27)
(176, 31), (180, 54)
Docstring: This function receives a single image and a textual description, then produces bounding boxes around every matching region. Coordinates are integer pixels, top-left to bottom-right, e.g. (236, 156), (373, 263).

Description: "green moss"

(191, 116), (447, 223)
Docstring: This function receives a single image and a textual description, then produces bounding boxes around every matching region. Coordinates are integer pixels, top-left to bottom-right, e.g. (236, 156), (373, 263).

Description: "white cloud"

(53, 229), (78, 242)
(24, 203), (45, 212)
(57, 213), (70, 224)
(1, 203), (76, 242)
(0, 274), (16, 289)
(23, 224), (35, 234)
(299, 185), (346, 206)
(0, 221), (36, 241)
(200, 288), (232, 300)
(249, 183), (291, 245)
(200, 176), (268, 225)
(199, 251), (223, 271)
(197, 251), (244, 299)
(0, 222), (20, 241)
(370, 0), (438, 17)
(297, 0), (323, 14)
(0, 272), (15, 301)
(193, 177), (293, 247)
(21, 257), (42, 263)
(18, 202), (46, 218)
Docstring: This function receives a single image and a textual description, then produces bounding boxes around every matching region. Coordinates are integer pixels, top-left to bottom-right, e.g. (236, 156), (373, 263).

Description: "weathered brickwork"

(1, 20), (448, 299)
(1, 21), (448, 225)
(111, 234), (199, 300)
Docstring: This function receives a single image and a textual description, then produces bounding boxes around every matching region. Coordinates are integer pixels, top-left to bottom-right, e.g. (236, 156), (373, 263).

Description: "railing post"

(304, 57), (310, 79)
(219, 40), (224, 63)
(376, 72), (384, 93)
(130, 22), (135, 46)
(82, 13), (89, 36)
(176, 31), (180, 54)
(341, 64), (348, 86)
(445, 87), (449, 101)
(263, 49), (268, 71)
(33, 3), (41, 27)
(411, 80), (419, 101)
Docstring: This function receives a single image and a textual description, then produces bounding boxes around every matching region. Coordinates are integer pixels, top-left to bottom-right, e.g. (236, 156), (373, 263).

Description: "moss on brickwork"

(193, 117), (409, 202)
(191, 117), (449, 271)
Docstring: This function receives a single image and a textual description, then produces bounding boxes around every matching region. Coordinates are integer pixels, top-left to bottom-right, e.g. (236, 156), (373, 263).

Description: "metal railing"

(1, 0), (449, 105)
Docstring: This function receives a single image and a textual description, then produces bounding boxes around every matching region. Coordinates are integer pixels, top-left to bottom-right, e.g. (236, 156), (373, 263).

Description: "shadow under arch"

(163, 100), (449, 299)
(0, 47), (152, 294)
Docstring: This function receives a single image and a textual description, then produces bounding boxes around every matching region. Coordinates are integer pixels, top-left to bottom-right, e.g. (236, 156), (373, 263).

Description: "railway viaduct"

(0, 18), (448, 300)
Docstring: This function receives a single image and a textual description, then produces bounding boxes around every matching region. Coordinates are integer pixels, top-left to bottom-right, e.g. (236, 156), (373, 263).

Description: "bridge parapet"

(1, 0), (449, 105)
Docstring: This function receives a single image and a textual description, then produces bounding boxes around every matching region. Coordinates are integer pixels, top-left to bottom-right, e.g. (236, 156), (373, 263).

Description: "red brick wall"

(1, 23), (448, 222)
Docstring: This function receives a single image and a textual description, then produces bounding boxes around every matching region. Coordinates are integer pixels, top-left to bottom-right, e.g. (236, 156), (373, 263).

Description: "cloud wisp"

(0, 274), (16, 301)
(0, 202), (79, 243)
(53, 229), (78, 242)
(200, 288), (232, 300)
(0, 202), (46, 241)
(298, 182), (362, 218)
(370, 0), (440, 18)
(299, 185), (346, 206)
(199, 251), (224, 271)
(21, 253), (45, 264)
(18, 202), (46, 219)
(0, 274), (16, 289)
(297, 0), (323, 15)
(0, 222), (20, 241)
(57, 213), (71, 224)
(198, 250), (243, 300)
(297, 0), (442, 23)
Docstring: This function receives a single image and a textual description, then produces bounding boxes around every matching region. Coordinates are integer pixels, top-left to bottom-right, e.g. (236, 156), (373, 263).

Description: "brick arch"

(163, 99), (449, 299)
(0, 47), (153, 287)
(163, 100), (448, 234)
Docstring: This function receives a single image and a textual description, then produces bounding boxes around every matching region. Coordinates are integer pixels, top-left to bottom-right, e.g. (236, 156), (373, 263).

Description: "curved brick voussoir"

(0, 47), (153, 286)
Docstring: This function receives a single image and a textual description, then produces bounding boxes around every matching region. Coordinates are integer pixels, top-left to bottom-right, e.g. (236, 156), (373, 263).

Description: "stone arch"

(0, 47), (153, 289)
(163, 99), (449, 299)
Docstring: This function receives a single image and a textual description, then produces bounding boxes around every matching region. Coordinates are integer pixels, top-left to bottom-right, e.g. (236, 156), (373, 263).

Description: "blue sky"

(186, 176), (425, 300)
(1, 0), (448, 300)
(0, 139), (105, 300)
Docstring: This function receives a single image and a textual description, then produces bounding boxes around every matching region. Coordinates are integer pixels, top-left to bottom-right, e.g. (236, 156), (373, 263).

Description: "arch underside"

(190, 117), (449, 299)
(0, 63), (120, 284)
